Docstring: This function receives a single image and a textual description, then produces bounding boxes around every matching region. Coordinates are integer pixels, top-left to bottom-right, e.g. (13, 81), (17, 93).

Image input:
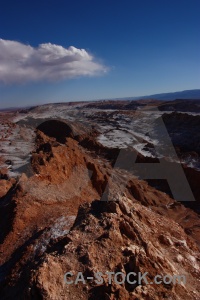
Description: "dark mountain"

(114, 89), (200, 101)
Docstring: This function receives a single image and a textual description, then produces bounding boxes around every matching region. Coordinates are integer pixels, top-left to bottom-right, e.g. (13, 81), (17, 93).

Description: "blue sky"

(0, 0), (200, 108)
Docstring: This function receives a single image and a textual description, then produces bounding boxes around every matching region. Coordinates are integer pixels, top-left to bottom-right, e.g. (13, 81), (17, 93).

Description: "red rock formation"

(0, 118), (199, 299)
(1, 199), (199, 299)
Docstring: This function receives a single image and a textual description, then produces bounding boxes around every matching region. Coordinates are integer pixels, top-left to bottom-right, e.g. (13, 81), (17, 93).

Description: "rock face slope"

(1, 199), (200, 299)
(0, 117), (200, 300)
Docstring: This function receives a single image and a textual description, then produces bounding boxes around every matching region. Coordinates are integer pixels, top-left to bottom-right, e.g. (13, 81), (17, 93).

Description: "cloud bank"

(0, 39), (107, 84)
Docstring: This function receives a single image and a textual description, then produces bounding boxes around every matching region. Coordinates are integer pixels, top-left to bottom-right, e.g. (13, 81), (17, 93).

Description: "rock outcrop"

(1, 198), (200, 299)
(0, 111), (200, 299)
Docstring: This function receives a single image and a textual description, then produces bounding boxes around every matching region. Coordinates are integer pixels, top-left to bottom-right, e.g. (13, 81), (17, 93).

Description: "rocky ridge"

(0, 117), (200, 299)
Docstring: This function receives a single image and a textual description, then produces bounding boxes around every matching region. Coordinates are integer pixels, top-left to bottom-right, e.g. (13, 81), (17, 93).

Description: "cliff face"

(0, 119), (200, 299)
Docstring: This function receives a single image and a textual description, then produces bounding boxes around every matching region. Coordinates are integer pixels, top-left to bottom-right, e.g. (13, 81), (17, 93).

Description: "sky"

(0, 0), (200, 108)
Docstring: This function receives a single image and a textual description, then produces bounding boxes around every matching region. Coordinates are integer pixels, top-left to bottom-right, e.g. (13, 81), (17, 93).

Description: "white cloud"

(0, 39), (108, 84)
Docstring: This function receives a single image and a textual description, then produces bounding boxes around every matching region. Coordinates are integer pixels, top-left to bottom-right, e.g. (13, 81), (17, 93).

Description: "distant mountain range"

(1, 89), (200, 111)
(114, 89), (200, 101)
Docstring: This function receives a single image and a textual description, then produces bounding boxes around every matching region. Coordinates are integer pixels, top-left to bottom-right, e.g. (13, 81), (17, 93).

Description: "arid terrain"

(0, 99), (200, 299)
